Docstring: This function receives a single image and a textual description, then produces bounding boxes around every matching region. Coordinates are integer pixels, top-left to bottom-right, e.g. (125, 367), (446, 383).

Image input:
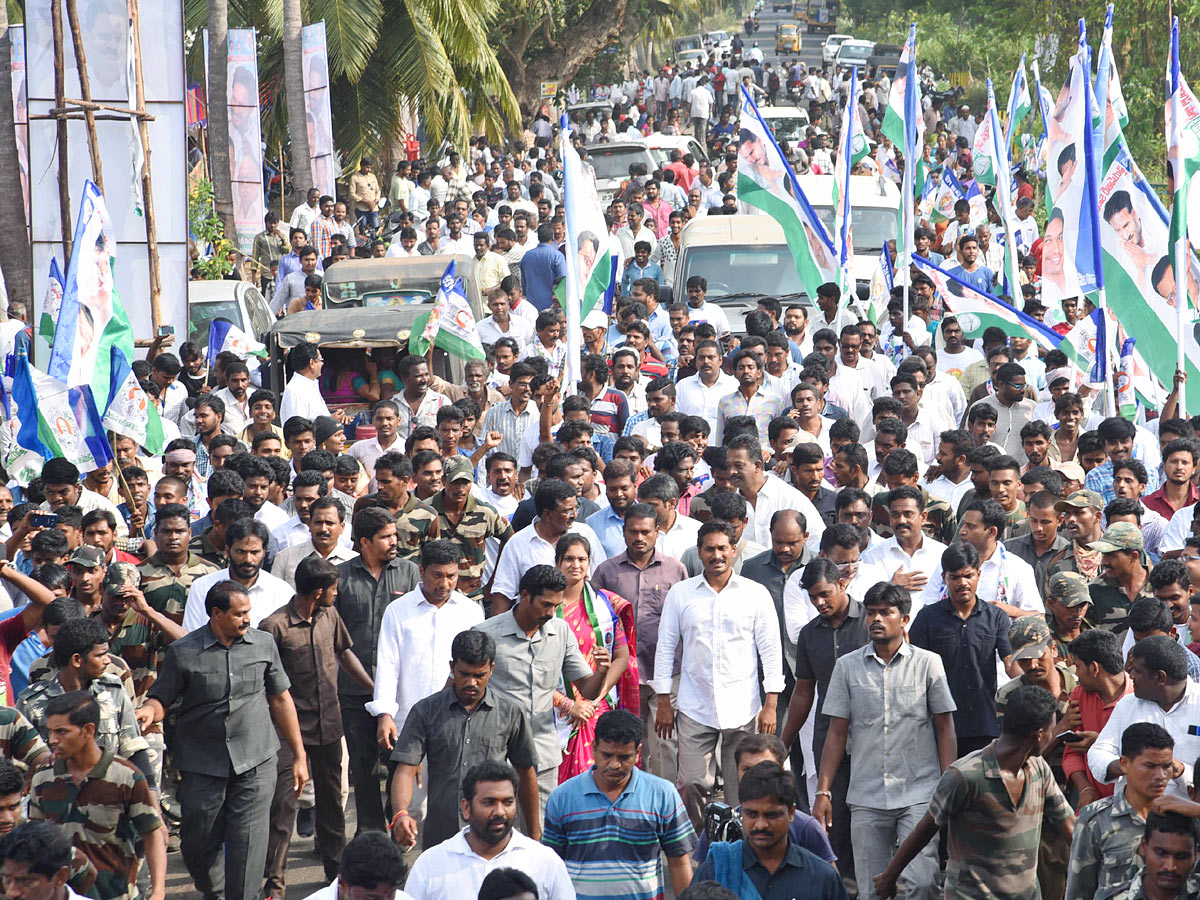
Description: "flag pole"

(1171, 18), (1188, 417)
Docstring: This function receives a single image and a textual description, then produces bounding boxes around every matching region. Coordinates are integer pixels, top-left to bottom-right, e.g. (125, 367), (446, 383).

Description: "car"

(673, 34), (704, 55)
(645, 133), (709, 167)
(584, 141), (658, 204)
(834, 38), (875, 69)
(771, 0), (790, 10)
(676, 48), (709, 68)
(706, 30), (732, 54)
(756, 104), (812, 143)
(775, 22), (801, 53)
(187, 279), (275, 350)
(821, 33), (853, 65)
(567, 100), (612, 126)
(672, 215), (815, 335)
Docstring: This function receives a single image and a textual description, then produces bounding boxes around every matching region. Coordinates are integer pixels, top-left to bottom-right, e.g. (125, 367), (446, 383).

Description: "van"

(795, 173), (900, 295)
(834, 38), (875, 69)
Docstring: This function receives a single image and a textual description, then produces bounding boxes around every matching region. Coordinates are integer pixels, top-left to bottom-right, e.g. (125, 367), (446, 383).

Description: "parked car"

(756, 104), (812, 143)
(821, 33), (853, 65)
(834, 38), (876, 69)
(187, 279), (275, 350)
(585, 141), (658, 204)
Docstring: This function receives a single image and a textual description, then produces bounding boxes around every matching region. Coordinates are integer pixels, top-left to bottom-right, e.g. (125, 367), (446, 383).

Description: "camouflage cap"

(1087, 521), (1144, 554)
(67, 545), (105, 569)
(1009, 615), (1054, 661)
(1047, 572), (1091, 608)
(102, 561), (141, 593)
(444, 456), (475, 483)
(1054, 489), (1105, 513)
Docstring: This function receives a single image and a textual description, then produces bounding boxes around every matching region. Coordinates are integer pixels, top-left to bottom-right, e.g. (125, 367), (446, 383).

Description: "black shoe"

(296, 806), (315, 837)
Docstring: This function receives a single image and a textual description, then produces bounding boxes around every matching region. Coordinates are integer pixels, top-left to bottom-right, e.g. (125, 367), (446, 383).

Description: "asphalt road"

(741, 4), (826, 75)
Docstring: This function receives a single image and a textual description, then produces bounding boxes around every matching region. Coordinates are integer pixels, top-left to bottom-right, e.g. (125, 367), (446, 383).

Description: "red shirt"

(0, 613), (29, 705)
(1062, 677), (1134, 800)
(1142, 483), (1200, 522)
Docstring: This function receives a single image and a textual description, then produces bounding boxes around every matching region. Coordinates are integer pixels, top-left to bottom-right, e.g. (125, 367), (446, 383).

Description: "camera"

(703, 801), (743, 844)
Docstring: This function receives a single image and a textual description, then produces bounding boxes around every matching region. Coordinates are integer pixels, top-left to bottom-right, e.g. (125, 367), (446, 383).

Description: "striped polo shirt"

(543, 766), (696, 900)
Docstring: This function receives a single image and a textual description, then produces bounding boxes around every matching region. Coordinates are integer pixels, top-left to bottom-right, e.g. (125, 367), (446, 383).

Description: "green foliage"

(188, 180), (235, 280)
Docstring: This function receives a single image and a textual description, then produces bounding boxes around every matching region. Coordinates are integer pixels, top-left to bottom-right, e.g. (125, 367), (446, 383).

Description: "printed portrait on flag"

(302, 23), (337, 197)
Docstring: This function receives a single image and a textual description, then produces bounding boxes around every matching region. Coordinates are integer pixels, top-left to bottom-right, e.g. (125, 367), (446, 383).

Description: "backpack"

(768, 71), (781, 92)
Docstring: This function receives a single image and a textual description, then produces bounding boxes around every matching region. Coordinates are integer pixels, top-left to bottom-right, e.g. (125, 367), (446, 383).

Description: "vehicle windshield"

(708, 31), (729, 42)
(812, 205), (897, 254)
(675, 37), (702, 51)
(766, 114), (810, 141)
(324, 279), (436, 308)
(839, 44), (874, 62)
(679, 245), (807, 297)
(189, 301), (244, 347)
(588, 148), (651, 181)
(826, 36), (848, 48)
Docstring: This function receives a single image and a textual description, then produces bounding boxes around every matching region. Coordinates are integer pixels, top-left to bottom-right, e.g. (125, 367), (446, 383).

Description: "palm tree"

(0, 0), (29, 305)
(281, 0), (311, 198)
(206, 0), (235, 240)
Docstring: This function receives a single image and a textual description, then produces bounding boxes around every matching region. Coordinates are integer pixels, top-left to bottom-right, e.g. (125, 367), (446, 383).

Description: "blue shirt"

(693, 808), (837, 864)
(694, 839), (848, 900)
(543, 766), (695, 900)
(946, 264), (995, 294)
(1085, 457), (1162, 504)
(586, 505), (628, 559)
(10, 630), (45, 699)
(621, 261), (665, 296)
(519, 242), (568, 311)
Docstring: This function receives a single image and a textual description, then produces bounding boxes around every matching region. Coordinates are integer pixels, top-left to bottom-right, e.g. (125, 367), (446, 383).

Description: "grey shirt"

(391, 684), (537, 848)
(335, 555), (420, 698)
(473, 609), (592, 771)
(821, 641), (957, 810)
(147, 624), (291, 776)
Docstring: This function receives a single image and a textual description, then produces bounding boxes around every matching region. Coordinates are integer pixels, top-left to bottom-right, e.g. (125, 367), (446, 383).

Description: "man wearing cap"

(426, 457), (514, 601)
(1045, 573), (1093, 663)
(66, 545), (107, 616)
(996, 614), (1079, 900)
(1048, 490), (1108, 584)
(1086, 522), (1153, 634)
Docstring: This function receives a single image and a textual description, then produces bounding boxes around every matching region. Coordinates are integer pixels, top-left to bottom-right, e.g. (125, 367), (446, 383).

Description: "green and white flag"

(409, 261), (485, 361)
(103, 346), (166, 455)
(738, 85), (840, 294)
(1004, 53), (1032, 150)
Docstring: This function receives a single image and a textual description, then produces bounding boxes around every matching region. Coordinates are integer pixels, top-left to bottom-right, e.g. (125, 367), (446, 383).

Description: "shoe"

(296, 806), (315, 837)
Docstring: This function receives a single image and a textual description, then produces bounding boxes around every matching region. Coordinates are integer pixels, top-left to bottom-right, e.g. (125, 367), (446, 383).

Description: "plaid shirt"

(310, 215), (338, 258)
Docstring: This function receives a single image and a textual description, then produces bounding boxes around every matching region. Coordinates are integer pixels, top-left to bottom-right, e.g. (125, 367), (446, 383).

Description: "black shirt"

(794, 599), (868, 756)
(334, 555), (420, 697)
(909, 597), (1013, 741)
(694, 839), (848, 900)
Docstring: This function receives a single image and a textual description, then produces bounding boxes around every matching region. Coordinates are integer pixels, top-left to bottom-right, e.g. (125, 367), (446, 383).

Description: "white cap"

(582, 309), (609, 329)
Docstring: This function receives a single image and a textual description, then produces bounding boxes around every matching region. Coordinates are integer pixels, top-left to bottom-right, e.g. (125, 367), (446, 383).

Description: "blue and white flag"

(409, 261), (486, 362)
(206, 317), (267, 364)
(104, 346), (166, 454)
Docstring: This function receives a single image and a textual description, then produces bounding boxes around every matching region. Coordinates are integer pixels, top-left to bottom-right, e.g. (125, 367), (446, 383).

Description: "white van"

(795, 173), (900, 295)
(834, 39), (875, 69)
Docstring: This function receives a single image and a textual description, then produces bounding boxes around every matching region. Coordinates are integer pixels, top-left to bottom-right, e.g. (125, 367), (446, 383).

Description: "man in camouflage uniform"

(1087, 522), (1154, 634)
(28, 691), (166, 900)
(869, 466), (957, 545)
(427, 457), (513, 600)
(1046, 572), (1093, 665)
(1096, 811), (1200, 900)
(16, 617), (155, 791)
(1048, 490), (1107, 586)
(996, 616), (1078, 900)
(1066, 722), (1177, 900)
(0, 705), (49, 773)
(374, 451), (439, 561)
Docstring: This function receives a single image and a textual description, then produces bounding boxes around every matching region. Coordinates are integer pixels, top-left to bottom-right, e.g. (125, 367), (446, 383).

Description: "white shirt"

(406, 828), (575, 900)
(859, 534), (949, 587)
(289, 202), (319, 234)
(269, 540), (358, 589)
(269, 515), (313, 556)
(491, 520), (606, 601)
(686, 302), (732, 336)
(675, 372), (737, 421)
(347, 435), (403, 491)
(182, 567), (295, 632)
(1163, 504), (1199, 553)
(482, 488), (520, 520)
(936, 346), (984, 383)
(280, 373), (330, 425)
(478, 315), (535, 349)
(782, 567), (870, 645)
(214, 387), (251, 437)
(923, 372), (967, 427)
(365, 586), (485, 725)
(162, 380), (189, 426)
(652, 573), (785, 730)
(1088, 679), (1200, 798)
(917, 543), (1043, 612)
(254, 500), (291, 533)
(745, 474), (825, 550)
(656, 513), (702, 560)
(40, 489), (130, 538)
(301, 880), (414, 900)
(925, 473), (973, 510)
(842, 355), (889, 400)
(828, 364), (871, 424)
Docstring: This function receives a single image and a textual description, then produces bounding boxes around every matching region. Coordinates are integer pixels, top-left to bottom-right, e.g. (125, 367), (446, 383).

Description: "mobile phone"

(157, 325), (175, 336)
(1059, 731), (1084, 743)
(29, 512), (58, 528)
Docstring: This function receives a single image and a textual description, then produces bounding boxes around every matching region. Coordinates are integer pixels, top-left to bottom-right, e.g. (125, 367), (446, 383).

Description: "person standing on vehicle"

(349, 160), (382, 233)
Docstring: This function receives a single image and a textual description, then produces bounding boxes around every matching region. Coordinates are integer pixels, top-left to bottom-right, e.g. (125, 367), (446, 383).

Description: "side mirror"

(658, 285), (674, 305)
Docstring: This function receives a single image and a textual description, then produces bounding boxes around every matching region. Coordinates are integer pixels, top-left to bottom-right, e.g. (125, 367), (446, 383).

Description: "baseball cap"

(1009, 616), (1054, 661)
(1088, 521), (1145, 554)
(1053, 461), (1086, 483)
(444, 457), (475, 483)
(103, 562), (141, 593)
(1047, 572), (1091, 608)
(582, 309), (608, 330)
(1054, 489), (1104, 513)
(67, 546), (105, 569)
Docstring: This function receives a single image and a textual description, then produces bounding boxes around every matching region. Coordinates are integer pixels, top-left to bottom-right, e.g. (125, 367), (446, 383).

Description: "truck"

(804, 0), (839, 34)
(867, 42), (904, 75)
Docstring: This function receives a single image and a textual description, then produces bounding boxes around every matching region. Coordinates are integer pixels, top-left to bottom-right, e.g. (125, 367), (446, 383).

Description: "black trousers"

(340, 698), (388, 832)
(265, 740), (345, 897)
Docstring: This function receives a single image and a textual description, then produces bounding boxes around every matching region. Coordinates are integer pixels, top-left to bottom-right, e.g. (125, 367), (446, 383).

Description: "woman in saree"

(552, 534), (639, 782)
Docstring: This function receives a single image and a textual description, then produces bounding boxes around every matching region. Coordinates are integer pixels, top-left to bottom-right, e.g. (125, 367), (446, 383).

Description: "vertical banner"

(301, 22), (336, 197)
(10, 25), (27, 223)
(220, 28), (264, 253)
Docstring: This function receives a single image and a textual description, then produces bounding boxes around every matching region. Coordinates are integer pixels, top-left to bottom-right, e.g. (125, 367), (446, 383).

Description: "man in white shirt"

(918, 498), (1042, 616)
(405, 762), (575, 900)
(812, 283), (858, 336)
(268, 472), (332, 556)
(181, 518), (294, 631)
(281, 341), (332, 425)
(859, 486), (948, 592)
(935, 317), (984, 384)
(347, 401), (402, 492)
(1088, 636), (1200, 799)
(652, 520), (784, 827)
(299, 831), (413, 900)
(289, 187), (320, 235)
(477, 288), (535, 349)
(675, 340), (736, 421)
(726, 434), (824, 550)
(682, 277), (731, 338)
(925, 429), (974, 511)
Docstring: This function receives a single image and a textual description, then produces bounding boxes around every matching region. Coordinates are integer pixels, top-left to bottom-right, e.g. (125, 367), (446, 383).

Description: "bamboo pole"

(279, 141), (287, 222)
(62, 0), (104, 193)
(50, 0), (72, 261)
(129, 0), (163, 332)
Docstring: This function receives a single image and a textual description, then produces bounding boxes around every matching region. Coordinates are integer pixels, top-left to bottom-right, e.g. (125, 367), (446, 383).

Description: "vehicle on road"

(567, 101), (611, 126)
(796, 173), (900, 296)
(834, 38), (876, 69)
(756, 105), (812, 143)
(776, 22), (801, 53)
(584, 141), (658, 204)
(673, 34), (704, 55)
(771, 0), (790, 11)
(821, 33), (853, 65)
(867, 43), (904, 75)
(804, 0), (840, 33)
(188, 280), (275, 350)
(645, 134), (709, 166)
(676, 48), (709, 68)
(706, 30), (733, 54)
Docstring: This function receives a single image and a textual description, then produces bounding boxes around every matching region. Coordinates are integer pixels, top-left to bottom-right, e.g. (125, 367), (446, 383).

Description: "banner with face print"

(301, 23), (336, 197)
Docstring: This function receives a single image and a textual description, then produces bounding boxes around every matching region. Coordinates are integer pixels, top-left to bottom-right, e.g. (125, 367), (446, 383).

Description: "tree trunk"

(0, 3), (31, 307)
(281, 0), (312, 200)
(206, 0), (236, 240)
